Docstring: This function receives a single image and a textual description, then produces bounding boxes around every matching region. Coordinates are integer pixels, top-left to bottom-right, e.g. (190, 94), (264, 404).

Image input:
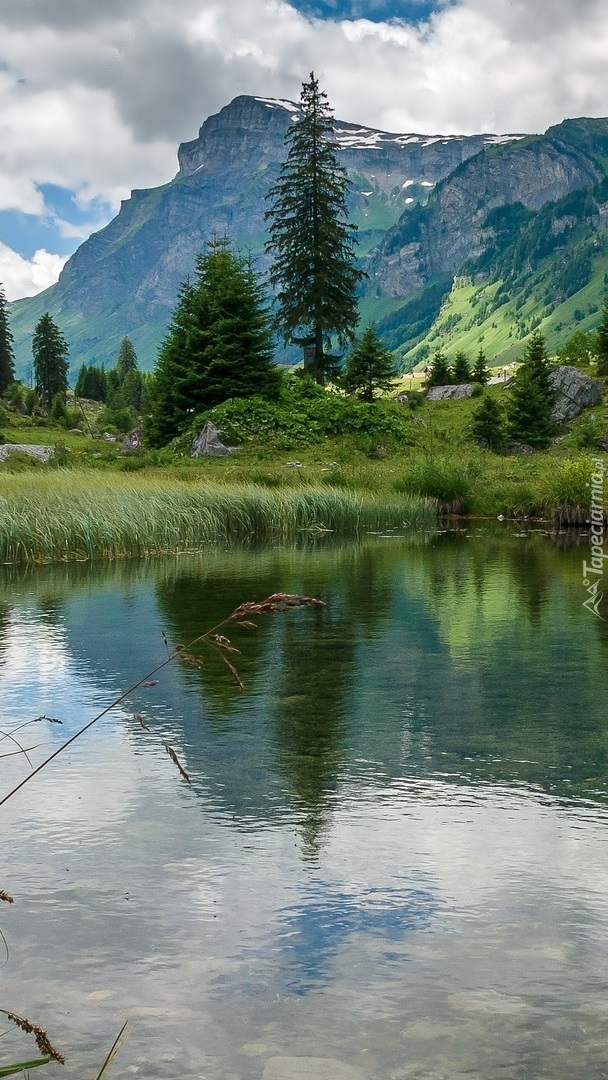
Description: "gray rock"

(190, 422), (239, 458)
(550, 365), (602, 422)
(508, 443), (536, 455)
(426, 383), (475, 401)
(121, 428), (143, 451)
(0, 443), (55, 463)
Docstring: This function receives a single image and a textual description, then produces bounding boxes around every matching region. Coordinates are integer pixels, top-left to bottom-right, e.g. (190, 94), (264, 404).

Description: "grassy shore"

(0, 471), (436, 563)
(0, 377), (605, 562)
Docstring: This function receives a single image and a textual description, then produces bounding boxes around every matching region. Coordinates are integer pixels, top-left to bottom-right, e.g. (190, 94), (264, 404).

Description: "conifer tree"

(471, 394), (505, 449)
(0, 285), (15, 394)
(341, 324), (397, 401)
(265, 72), (365, 384)
(146, 239), (279, 447)
(116, 336), (138, 381)
(426, 347), (451, 388)
(452, 350), (471, 383)
(507, 330), (557, 448)
(471, 346), (489, 385)
(32, 313), (69, 410)
(595, 296), (608, 376)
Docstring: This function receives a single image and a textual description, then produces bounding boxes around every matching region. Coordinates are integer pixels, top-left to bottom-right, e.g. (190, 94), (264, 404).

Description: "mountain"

(8, 95), (524, 377)
(9, 97), (608, 380)
(369, 117), (608, 367)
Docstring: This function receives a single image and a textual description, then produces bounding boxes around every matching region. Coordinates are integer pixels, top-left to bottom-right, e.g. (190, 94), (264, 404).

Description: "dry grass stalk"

(163, 743), (192, 785)
(2, 1009), (65, 1064)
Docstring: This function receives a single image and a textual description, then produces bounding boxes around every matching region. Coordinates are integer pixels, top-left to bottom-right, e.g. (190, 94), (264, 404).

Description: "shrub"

(552, 455), (596, 507)
(180, 376), (415, 452)
(393, 457), (477, 509)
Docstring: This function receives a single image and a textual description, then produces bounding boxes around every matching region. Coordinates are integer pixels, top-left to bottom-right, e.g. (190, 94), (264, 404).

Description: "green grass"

(0, 471), (435, 563)
(401, 249), (608, 370)
(0, 375), (605, 556)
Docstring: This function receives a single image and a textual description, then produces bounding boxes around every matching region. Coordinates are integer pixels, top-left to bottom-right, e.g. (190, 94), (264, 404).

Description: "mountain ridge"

(9, 97), (608, 379)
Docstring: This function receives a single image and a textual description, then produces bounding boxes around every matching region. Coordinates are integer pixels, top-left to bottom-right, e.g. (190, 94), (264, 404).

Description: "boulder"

(426, 383), (475, 401)
(0, 443), (55, 463)
(190, 422), (239, 458)
(121, 428), (143, 451)
(550, 365), (602, 423)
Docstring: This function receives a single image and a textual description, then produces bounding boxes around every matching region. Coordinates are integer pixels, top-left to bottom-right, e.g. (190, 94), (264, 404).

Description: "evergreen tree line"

(75, 336), (151, 430)
(426, 347), (490, 387)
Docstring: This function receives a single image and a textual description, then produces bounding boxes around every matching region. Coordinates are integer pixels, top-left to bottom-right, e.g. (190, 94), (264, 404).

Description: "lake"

(2, 526), (608, 1080)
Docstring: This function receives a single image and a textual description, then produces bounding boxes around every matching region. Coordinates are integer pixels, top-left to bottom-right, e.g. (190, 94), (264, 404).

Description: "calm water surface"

(2, 526), (608, 1080)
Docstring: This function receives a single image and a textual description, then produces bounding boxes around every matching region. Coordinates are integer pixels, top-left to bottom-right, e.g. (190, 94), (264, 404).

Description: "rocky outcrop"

(190, 422), (239, 457)
(549, 365), (602, 422)
(0, 444), (55, 463)
(426, 383), (475, 401)
(368, 127), (606, 298)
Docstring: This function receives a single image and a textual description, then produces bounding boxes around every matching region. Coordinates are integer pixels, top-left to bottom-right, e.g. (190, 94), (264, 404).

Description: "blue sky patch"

(0, 184), (112, 259)
(289, 0), (441, 23)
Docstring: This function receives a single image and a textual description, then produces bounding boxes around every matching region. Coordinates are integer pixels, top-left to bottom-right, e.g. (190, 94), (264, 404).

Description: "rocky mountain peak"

(177, 95), (299, 177)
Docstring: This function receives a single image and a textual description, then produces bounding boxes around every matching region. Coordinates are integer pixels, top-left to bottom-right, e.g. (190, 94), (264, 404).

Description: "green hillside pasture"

(0, 472), (435, 563)
(402, 249), (608, 370)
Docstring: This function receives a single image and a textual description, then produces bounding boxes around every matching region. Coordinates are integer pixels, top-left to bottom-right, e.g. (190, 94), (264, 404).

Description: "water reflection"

(2, 528), (608, 1079)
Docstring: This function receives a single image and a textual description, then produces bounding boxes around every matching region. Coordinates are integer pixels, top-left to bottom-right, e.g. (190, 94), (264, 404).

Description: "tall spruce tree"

(507, 330), (557, 448)
(595, 296), (608, 376)
(32, 313), (69, 410)
(265, 72), (365, 384)
(146, 239), (279, 447)
(116, 336), (138, 381)
(341, 324), (397, 401)
(0, 285), (15, 394)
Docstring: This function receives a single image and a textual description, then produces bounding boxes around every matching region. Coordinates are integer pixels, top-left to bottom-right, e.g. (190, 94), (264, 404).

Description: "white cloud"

(0, 0), (607, 228)
(0, 243), (68, 301)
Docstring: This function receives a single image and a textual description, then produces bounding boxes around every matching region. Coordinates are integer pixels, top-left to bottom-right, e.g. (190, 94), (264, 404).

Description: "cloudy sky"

(2, 0), (608, 300)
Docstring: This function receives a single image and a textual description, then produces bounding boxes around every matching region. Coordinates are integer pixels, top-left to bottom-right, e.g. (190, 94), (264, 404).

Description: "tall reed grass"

(0, 471), (436, 563)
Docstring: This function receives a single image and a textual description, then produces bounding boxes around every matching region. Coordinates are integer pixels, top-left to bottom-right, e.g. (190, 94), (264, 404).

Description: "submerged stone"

(263, 1058), (365, 1080)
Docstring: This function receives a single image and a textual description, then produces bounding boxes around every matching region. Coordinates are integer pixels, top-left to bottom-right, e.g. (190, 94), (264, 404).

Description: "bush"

(393, 457), (477, 508)
(180, 376), (415, 452)
(552, 455), (596, 507)
(571, 413), (604, 449)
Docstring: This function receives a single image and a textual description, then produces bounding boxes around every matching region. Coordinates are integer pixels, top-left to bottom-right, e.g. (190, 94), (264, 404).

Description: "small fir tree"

(116, 336), (138, 381)
(451, 350), (471, 383)
(32, 313), (69, 410)
(146, 239), (280, 447)
(594, 296), (608, 376)
(471, 394), (505, 449)
(0, 285), (15, 395)
(471, 347), (489, 385)
(557, 329), (594, 367)
(506, 330), (557, 448)
(265, 72), (365, 384)
(426, 347), (451, 387)
(341, 324), (397, 401)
